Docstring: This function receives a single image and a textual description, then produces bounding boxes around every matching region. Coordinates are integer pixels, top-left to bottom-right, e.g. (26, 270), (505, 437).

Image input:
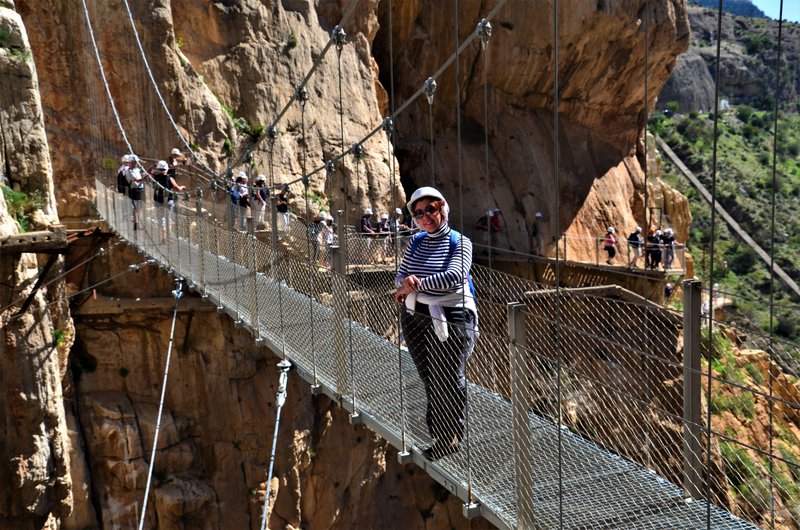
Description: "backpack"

(407, 229), (476, 298)
(116, 168), (128, 194)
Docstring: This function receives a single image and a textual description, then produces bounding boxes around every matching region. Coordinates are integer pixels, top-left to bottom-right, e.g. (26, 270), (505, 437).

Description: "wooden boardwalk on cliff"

(95, 180), (760, 530)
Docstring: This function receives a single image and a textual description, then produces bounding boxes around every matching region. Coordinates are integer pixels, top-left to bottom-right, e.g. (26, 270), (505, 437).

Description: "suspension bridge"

(69, 0), (800, 528)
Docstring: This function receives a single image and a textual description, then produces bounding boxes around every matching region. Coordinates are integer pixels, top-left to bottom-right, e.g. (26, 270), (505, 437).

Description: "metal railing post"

(251, 234), (262, 342)
(508, 302), (535, 529)
(331, 210), (350, 396)
(683, 279), (703, 500)
(195, 188), (205, 292)
(270, 195), (279, 275)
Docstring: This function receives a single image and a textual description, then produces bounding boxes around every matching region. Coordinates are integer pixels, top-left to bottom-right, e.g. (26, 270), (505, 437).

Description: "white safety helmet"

(607, 226), (615, 233)
(665, 227), (673, 235)
(128, 154), (139, 163)
(238, 171), (247, 179)
(364, 207), (373, 216)
(156, 160), (169, 171)
(121, 154), (130, 163)
(395, 207), (402, 215)
(319, 212), (328, 221)
(406, 186), (445, 214)
(171, 147), (181, 156)
(655, 229), (662, 236)
(535, 211), (543, 218)
(256, 174), (267, 182)
(636, 226), (642, 233)
(381, 213), (389, 220)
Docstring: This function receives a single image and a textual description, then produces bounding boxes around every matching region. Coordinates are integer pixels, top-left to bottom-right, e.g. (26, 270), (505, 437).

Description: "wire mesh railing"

(95, 176), (796, 530)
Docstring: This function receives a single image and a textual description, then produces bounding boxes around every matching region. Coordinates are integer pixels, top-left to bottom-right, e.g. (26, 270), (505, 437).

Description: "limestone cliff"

(6, 0), (697, 528)
(0, 3), (75, 529)
(376, 0), (691, 258)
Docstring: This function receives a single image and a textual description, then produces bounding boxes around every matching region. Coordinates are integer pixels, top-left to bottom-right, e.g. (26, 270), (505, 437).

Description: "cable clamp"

(295, 86), (309, 105)
(476, 19), (492, 47)
(423, 77), (437, 105)
(382, 117), (394, 133)
(332, 25), (347, 50)
(351, 143), (364, 160)
(266, 125), (278, 140)
(325, 160), (336, 175)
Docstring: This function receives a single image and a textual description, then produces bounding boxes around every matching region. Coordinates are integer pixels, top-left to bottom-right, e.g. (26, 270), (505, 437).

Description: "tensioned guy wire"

(766, 3), (785, 526)
(138, 279), (184, 530)
(705, 2), (725, 527)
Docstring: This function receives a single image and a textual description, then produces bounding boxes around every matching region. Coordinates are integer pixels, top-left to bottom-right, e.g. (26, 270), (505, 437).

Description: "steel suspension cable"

(766, 3), (785, 526)
(259, 359), (292, 530)
(225, 1), (361, 176)
(451, 0), (472, 504)
(552, 1), (564, 526)
(705, 2), (725, 527)
(298, 88), (319, 385)
(138, 279), (184, 530)
(297, 0), (510, 186)
(120, 0), (217, 181)
(80, 0), (135, 157)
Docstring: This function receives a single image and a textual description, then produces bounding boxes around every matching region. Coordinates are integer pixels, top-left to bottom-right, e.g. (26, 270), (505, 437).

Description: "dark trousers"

(401, 303), (476, 443)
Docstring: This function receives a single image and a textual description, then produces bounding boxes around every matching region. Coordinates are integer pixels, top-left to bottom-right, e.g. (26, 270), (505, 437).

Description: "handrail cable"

(138, 279), (184, 530)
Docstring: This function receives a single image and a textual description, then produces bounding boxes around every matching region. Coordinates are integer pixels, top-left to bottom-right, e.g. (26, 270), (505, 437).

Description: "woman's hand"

(394, 275), (422, 304)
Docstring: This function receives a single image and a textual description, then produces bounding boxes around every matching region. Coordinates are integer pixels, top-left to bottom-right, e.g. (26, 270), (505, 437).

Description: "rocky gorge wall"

(4, 0), (695, 528)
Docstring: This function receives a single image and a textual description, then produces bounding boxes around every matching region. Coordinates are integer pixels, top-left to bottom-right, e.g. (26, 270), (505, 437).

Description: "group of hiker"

(116, 148), (187, 241)
(603, 225), (678, 269)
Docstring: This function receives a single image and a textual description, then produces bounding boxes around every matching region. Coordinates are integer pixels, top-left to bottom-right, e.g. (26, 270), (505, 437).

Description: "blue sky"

(750, 0), (800, 23)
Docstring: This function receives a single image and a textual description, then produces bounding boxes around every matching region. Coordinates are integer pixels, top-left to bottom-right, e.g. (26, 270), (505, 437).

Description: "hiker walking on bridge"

(395, 186), (478, 460)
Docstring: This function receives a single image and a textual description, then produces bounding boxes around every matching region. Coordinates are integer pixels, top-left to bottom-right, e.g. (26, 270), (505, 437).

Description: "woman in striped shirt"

(395, 186), (478, 460)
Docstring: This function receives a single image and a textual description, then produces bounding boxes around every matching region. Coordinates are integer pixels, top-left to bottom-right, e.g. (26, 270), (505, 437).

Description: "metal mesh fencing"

(92, 178), (794, 530)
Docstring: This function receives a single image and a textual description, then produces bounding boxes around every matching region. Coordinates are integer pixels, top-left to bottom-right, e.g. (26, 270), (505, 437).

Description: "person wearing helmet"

(395, 186), (478, 460)
(124, 155), (145, 230)
(646, 227), (662, 269)
(360, 208), (376, 236)
(167, 148), (187, 180)
(253, 175), (268, 229)
(236, 173), (251, 231)
(603, 226), (617, 265)
(152, 160), (187, 242)
(117, 155), (131, 194)
(661, 227), (675, 270)
(276, 186), (290, 231)
(530, 211), (544, 255)
(627, 226), (643, 268)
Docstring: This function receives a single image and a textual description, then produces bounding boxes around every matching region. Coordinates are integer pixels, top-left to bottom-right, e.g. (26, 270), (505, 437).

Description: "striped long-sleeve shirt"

(396, 224), (472, 295)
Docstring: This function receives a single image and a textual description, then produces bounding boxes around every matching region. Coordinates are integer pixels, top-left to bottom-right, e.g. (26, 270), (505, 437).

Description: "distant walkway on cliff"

(656, 136), (800, 300)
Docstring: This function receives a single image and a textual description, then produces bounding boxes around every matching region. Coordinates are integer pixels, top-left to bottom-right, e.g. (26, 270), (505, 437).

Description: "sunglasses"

(413, 204), (441, 219)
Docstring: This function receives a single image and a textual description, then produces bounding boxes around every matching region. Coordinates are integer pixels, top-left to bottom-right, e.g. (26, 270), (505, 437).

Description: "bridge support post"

(682, 279), (703, 501)
(250, 234), (261, 341)
(331, 210), (350, 396)
(270, 196), (279, 273)
(195, 188), (205, 293)
(508, 302), (535, 529)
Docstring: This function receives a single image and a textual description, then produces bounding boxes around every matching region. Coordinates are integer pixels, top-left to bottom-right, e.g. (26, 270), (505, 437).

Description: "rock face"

(376, 0), (691, 258)
(0, 3), (76, 529)
(7, 0), (697, 528)
(660, 5), (800, 113)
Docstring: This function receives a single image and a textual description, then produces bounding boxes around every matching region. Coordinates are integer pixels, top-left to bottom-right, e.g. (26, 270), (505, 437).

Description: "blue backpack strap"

(448, 230), (475, 298)
(407, 231), (427, 257)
